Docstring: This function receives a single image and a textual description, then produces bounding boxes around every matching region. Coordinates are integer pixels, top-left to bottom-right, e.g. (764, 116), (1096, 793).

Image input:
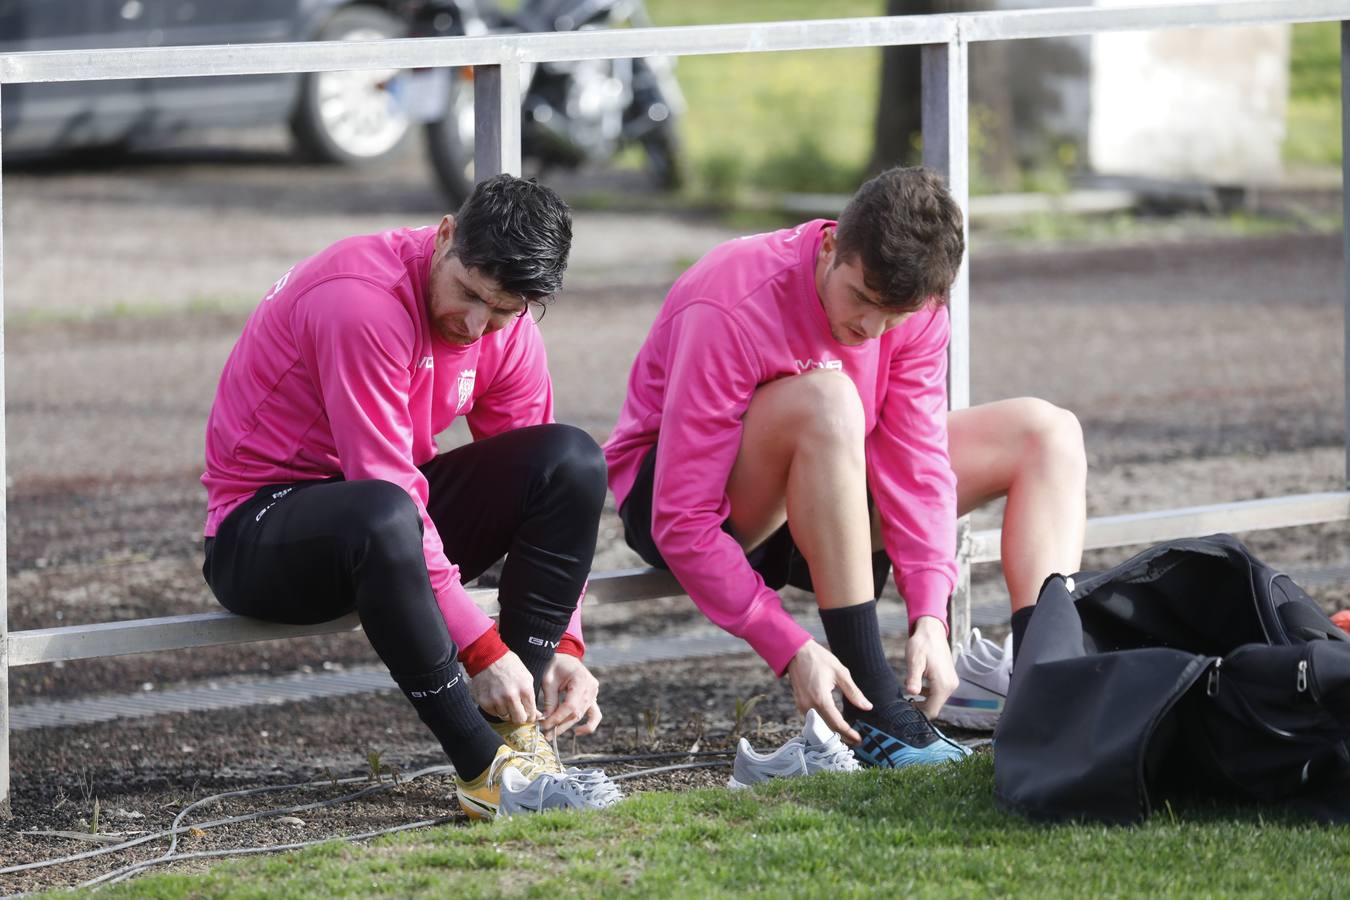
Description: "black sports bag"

(994, 534), (1350, 824)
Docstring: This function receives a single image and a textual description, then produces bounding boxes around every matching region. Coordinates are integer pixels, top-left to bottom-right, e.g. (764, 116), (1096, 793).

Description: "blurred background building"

(873, 0), (1292, 189)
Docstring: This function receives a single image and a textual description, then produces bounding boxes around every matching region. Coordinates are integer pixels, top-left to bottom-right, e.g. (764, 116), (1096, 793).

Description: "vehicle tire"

(424, 69), (477, 209)
(290, 5), (412, 166)
(641, 121), (684, 191)
(627, 57), (685, 191)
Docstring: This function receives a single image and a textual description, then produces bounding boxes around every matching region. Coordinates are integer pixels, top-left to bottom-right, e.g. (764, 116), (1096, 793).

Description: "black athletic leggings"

(202, 423), (607, 779)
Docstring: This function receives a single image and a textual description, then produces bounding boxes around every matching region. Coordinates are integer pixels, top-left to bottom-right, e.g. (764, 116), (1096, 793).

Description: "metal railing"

(2, 0), (1348, 814)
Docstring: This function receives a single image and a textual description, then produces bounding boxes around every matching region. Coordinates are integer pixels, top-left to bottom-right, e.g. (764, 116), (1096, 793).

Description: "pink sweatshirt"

(203, 225), (580, 650)
(604, 220), (957, 675)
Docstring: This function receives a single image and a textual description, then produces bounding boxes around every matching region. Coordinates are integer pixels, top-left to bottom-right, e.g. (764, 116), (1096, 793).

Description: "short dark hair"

(834, 166), (965, 312)
(451, 174), (572, 302)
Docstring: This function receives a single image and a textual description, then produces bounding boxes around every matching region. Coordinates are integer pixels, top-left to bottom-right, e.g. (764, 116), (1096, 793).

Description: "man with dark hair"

(605, 166), (1086, 768)
(201, 174), (620, 819)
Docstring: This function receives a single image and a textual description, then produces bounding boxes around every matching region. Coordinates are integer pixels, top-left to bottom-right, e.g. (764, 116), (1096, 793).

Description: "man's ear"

(435, 215), (457, 256)
(820, 226), (838, 259)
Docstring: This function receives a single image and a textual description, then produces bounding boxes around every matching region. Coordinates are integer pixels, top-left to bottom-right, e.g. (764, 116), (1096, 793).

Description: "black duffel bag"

(994, 534), (1350, 824)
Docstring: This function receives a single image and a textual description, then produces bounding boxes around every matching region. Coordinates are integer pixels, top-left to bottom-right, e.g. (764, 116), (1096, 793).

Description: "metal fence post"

(1342, 19), (1350, 489)
(473, 59), (523, 179)
(0, 85), (10, 820)
(921, 32), (971, 648)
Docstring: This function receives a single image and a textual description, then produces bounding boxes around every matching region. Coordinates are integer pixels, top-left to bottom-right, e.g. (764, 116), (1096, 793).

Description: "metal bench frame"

(2, 0), (1349, 814)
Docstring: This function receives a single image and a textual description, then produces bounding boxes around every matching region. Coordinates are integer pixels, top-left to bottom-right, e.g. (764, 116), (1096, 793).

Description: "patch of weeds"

(365, 750), (401, 785)
(637, 705), (662, 750)
(750, 135), (862, 195)
(77, 767), (101, 834)
(732, 693), (766, 740)
(687, 710), (707, 753)
(698, 150), (749, 206)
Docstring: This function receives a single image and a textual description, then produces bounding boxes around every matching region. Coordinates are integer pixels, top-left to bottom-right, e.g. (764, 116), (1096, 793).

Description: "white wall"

(1087, 0), (1290, 182)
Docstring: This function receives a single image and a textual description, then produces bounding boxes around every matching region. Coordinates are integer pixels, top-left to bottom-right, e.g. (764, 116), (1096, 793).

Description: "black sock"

(819, 601), (903, 723)
(1010, 606), (1036, 662)
(396, 663), (502, 780)
(499, 609), (570, 690)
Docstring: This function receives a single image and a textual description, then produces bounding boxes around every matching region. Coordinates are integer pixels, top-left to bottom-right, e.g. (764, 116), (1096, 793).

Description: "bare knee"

(788, 369), (866, 448)
(1014, 399), (1085, 479)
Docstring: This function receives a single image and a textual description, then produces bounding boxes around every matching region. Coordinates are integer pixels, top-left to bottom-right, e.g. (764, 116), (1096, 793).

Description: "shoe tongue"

(802, 710), (835, 747)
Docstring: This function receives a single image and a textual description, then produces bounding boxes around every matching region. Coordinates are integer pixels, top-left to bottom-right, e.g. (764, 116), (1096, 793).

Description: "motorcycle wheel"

(425, 70), (477, 210)
(641, 122), (684, 192)
(290, 6), (413, 166)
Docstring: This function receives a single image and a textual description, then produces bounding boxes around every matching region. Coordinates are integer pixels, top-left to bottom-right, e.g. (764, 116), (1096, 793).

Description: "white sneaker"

(498, 766), (624, 817)
(727, 709), (861, 789)
(940, 627), (1012, 732)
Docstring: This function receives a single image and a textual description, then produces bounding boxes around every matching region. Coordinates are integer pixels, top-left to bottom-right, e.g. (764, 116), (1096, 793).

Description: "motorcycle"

(406, 0), (686, 208)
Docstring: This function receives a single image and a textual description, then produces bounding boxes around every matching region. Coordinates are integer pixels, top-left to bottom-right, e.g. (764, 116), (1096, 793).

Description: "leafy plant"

(732, 694), (767, 739)
(641, 706), (662, 750)
(687, 711), (707, 754)
(366, 750), (400, 785)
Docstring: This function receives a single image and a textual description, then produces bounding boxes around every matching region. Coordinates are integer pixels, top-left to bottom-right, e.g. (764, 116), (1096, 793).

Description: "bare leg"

(727, 369), (912, 740)
(947, 398), (1087, 611)
(726, 369), (875, 609)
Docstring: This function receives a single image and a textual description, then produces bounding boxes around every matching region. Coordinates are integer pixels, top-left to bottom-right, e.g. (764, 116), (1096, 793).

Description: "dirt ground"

(1, 137), (1348, 891)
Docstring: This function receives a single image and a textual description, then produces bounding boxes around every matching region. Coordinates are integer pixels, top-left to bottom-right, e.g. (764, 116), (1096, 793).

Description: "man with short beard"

(201, 175), (619, 819)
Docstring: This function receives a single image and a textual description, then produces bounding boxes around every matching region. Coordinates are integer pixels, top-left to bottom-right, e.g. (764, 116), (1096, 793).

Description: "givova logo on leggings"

(528, 636), (560, 649)
(409, 673), (461, 699)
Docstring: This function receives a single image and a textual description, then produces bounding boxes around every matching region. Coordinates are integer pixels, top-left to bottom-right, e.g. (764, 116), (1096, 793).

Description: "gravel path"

(0, 142), (1346, 890)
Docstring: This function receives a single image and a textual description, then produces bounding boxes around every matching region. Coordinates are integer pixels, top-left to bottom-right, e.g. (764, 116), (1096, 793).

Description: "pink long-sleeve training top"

(603, 219), (957, 676)
(202, 225), (580, 650)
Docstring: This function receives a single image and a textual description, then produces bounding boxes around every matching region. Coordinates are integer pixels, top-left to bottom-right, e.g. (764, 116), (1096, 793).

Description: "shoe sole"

(727, 769), (855, 789)
(456, 791), (499, 821)
(854, 747), (970, 768)
(940, 683), (1006, 732)
(937, 707), (1001, 731)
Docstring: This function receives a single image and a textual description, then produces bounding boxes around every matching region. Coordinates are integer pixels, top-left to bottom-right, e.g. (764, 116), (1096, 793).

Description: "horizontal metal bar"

(1, 1), (1346, 85)
(11, 485), (1349, 663)
(0, 18), (955, 84)
(7, 569), (685, 667)
(968, 491), (1350, 564)
(585, 567), (683, 604)
(960, 0), (1350, 42)
(14, 483), (1346, 665)
(8, 610), (366, 667)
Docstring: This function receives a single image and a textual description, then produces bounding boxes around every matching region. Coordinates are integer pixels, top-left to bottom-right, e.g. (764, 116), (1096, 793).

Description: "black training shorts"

(618, 445), (891, 598)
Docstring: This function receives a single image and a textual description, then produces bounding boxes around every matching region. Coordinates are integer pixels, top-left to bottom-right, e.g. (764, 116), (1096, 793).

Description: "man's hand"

(470, 650), (539, 723)
(539, 654), (603, 739)
(905, 615), (958, 718)
(785, 639), (872, 745)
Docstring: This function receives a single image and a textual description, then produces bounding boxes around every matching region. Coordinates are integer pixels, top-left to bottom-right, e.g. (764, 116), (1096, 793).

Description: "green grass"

(642, 0), (883, 199)
(628, 11), (1344, 196)
(1285, 22), (1342, 167)
(990, 209), (1344, 247)
(69, 755), (1350, 898)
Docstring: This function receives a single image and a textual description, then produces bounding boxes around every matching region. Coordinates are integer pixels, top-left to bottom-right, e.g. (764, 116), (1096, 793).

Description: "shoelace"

(500, 722), (565, 773)
(526, 725), (564, 770)
(804, 737), (861, 772)
(555, 769), (624, 808)
(494, 746), (554, 784)
(881, 701), (939, 746)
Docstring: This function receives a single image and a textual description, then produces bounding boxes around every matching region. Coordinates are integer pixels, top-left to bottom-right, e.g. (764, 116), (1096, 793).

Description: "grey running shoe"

(728, 709), (861, 789)
(939, 627), (1013, 732)
(497, 765), (624, 817)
